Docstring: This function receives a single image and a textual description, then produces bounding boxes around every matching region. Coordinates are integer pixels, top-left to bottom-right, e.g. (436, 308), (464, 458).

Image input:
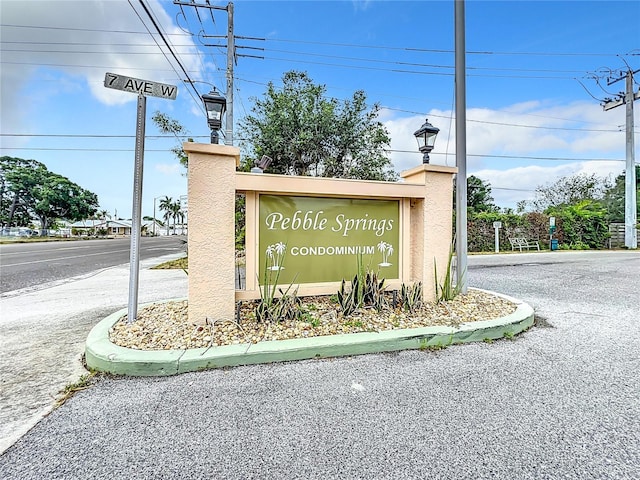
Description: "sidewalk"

(0, 254), (188, 453)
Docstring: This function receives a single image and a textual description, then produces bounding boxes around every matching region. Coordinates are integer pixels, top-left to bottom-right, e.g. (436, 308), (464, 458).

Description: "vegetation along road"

(0, 236), (187, 294)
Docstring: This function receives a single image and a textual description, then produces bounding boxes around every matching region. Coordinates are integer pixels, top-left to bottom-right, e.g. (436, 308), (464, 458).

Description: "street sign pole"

(128, 94), (146, 323)
(104, 72), (177, 323)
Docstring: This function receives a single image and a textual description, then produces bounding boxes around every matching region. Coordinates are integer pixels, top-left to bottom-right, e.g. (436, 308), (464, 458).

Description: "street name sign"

(103, 72), (177, 323)
(104, 72), (177, 100)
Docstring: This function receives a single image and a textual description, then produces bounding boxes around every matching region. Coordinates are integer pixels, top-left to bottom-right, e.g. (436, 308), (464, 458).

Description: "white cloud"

(0, 0), (204, 128)
(382, 100), (634, 208)
(155, 163), (182, 175)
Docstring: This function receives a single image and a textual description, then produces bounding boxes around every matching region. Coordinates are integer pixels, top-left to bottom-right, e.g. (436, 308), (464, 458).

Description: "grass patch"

(55, 372), (96, 407)
(152, 257), (188, 270)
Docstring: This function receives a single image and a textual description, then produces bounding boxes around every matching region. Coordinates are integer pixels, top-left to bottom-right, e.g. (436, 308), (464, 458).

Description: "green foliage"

(601, 166), (639, 223)
(255, 287), (302, 323)
(152, 111), (191, 168)
(547, 200), (609, 249)
(454, 175), (499, 215)
(467, 211), (548, 252)
(530, 173), (611, 212)
(158, 196), (185, 235)
(434, 244), (462, 303)
(337, 255), (387, 315)
(235, 194), (246, 250)
(337, 278), (358, 316)
(239, 71), (396, 181)
(0, 156), (99, 230)
(400, 282), (423, 313)
(363, 270), (388, 312)
(255, 245), (301, 323)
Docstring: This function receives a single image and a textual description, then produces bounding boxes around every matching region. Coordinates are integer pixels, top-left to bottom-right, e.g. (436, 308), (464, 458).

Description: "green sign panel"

(258, 195), (400, 284)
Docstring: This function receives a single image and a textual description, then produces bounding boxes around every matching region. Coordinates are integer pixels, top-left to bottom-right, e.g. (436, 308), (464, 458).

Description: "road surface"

(0, 236), (186, 294)
(1, 250), (638, 479)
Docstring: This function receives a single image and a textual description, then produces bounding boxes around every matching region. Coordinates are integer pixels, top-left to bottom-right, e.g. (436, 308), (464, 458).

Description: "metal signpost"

(104, 73), (177, 322)
(493, 221), (502, 253)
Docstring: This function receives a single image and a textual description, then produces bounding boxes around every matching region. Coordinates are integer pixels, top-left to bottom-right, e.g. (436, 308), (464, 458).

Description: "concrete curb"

(85, 289), (535, 376)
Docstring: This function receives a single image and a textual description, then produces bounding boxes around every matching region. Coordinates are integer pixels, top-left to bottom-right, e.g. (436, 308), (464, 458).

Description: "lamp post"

(201, 88), (227, 144)
(413, 118), (440, 164)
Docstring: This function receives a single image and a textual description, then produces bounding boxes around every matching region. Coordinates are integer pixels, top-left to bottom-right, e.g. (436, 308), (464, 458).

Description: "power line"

(129, 0), (202, 107)
(1, 145), (632, 165)
(0, 23), (192, 36)
(0, 133), (209, 139)
(4, 23), (636, 58)
(242, 35), (639, 58)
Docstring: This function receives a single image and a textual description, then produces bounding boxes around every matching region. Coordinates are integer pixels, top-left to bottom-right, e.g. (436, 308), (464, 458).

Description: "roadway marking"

(0, 244), (115, 256)
(2, 248), (133, 267)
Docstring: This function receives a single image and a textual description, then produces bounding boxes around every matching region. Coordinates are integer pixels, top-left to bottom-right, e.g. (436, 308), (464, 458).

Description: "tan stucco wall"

(402, 165), (456, 302)
(185, 143), (240, 325)
(185, 142), (456, 321)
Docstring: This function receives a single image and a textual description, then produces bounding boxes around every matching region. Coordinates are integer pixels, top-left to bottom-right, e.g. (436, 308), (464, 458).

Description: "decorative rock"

(108, 291), (517, 351)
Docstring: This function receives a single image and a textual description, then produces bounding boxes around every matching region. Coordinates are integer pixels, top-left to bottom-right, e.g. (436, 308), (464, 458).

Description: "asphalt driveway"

(1, 251), (638, 479)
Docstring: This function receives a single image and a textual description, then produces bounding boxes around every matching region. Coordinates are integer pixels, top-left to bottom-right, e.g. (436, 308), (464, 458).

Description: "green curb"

(85, 289), (534, 376)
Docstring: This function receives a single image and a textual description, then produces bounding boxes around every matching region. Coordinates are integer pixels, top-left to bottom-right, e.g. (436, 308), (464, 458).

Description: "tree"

(152, 111), (191, 169)
(467, 175), (499, 214)
(169, 200), (182, 233)
(547, 200), (609, 249)
(530, 173), (611, 212)
(158, 196), (174, 235)
(601, 166), (640, 223)
(453, 175), (499, 215)
(239, 71), (396, 181)
(0, 156), (99, 230)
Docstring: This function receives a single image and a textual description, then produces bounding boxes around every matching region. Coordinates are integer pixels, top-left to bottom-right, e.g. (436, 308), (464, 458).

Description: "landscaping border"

(85, 289), (534, 376)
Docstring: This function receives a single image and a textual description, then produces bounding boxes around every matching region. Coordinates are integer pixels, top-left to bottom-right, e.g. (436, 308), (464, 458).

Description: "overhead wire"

(128, 0), (203, 108)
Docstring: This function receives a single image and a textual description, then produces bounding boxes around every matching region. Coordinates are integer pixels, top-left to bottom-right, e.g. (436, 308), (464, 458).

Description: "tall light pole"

(455, 0), (468, 292)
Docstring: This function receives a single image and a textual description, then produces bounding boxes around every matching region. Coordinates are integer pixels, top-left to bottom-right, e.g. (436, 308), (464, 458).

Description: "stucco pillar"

(185, 143), (240, 325)
(401, 164), (457, 303)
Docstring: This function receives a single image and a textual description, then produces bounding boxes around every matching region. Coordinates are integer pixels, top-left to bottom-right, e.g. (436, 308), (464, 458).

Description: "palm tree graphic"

(377, 241), (394, 267)
(266, 242), (286, 270)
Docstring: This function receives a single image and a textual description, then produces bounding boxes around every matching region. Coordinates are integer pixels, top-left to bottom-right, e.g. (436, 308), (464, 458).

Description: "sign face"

(493, 221), (502, 229)
(549, 216), (556, 227)
(259, 195), (400, 284)
(104, 72), (177, 100)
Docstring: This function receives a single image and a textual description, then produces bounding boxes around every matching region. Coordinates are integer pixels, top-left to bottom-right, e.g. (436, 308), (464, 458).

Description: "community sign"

(258, 195), (400, 284)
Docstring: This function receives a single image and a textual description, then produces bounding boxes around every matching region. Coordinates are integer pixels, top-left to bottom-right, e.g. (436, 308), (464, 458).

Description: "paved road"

(1, 250), (638, 479)
(0, 236), (187, 294)
(0, 252), (188, 454)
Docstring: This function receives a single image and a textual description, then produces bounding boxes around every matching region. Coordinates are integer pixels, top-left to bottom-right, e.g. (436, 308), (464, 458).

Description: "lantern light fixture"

(413, 118), (440, 164)
(201, 88), (227, 144)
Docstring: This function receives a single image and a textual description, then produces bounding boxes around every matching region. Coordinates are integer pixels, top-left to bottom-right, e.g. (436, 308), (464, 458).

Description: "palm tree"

(169, 200), (181, 234)
(158, 196), (174, 235)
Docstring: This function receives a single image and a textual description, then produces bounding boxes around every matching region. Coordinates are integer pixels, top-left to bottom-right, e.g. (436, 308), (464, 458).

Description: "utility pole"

(174, 1), (235, 146)
(603, 68), (639, 249)
(455, 0), (468, 292)
(226, 2), (234, 147)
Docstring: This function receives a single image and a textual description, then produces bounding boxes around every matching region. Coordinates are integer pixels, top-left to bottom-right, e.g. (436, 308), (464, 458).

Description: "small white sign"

(493, 221), (502, 229)
(104, 72), (177, 100)
(549, 216), (556, 227)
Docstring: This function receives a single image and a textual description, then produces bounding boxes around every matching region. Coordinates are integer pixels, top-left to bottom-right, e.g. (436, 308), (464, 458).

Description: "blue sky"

(1, 0), (638, 219)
